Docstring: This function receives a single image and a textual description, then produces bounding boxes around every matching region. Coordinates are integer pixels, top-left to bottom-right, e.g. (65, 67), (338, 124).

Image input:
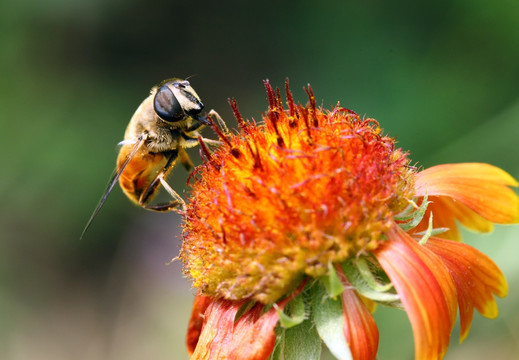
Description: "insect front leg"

(190, 110), (230, 148)
(207, 109), (230, 136)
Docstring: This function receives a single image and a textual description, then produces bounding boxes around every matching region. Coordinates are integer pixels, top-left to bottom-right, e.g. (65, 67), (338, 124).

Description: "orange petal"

(411, 196), (493, 241)
(359, 294), (377, 314)
(374, 226), (456, 360)
(425, 237), (508, 342)
(186, 295), (213, 356)
(415, 163), (519, 224)
(337, 265), (379, 360)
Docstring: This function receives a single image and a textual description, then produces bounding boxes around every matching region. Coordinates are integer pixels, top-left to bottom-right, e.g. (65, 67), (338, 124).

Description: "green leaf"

(311, 282), (353, 360)
(321, 262), (345, 298)
(269, 318), (322, 360)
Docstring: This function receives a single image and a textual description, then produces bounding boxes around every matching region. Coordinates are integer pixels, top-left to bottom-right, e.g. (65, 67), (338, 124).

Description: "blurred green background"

(1, 0), (519, 359)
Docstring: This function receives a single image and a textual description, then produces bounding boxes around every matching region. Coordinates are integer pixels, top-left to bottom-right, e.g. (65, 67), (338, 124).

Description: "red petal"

(415, 163), (519, 224)
(187, 284), (307, 360)
(337, 266), (379, 360)
(189, 299), (279, 360)
(374, 226), (457, 360)
(186, 295), (213, 356)
(425, 237), (508, 342)
(189, 299), (241, 359)
(227, 303), (280, 359)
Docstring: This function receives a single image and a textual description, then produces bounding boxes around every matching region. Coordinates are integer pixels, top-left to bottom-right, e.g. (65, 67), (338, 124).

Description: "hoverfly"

(81, 78), (228, 239)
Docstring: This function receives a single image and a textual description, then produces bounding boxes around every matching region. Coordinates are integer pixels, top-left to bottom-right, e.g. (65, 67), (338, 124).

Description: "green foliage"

(270, 317), (322, 360)
(312, 281), (353, 360)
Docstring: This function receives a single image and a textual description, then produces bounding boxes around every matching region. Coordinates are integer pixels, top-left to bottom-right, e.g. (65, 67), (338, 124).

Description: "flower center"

(181, 81), (415, 303)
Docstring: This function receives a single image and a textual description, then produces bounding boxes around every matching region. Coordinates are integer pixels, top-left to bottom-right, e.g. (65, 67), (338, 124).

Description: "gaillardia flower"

(180, 80), (519, 360)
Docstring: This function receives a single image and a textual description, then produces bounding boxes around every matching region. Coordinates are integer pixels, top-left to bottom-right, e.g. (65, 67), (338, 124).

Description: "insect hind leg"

(140, 173), (186, 212)
(178, 147), (194, 172)
(159, 175), (186, 210)
(138, 150), (186, 212)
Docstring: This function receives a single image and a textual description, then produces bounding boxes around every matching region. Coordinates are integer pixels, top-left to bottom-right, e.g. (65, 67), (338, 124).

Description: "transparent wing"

(80, 136), (146, 240)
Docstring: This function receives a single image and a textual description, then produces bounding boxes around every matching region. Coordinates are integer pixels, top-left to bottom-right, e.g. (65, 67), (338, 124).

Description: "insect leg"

(184, 120), (206, 133)
(200, 138), (223, 146)
(138, 150), (186, 212)
(157, 174), (186, 211)
(183, 122), (223, 149)
(207, 109), (230, 136)
(197, 110), (230, 149)
(178, 147), (194, 171)
(188, 109), (229, 137)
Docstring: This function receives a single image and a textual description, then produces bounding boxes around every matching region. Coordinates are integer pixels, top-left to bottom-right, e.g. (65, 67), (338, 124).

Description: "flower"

(180, 80), (519, 360)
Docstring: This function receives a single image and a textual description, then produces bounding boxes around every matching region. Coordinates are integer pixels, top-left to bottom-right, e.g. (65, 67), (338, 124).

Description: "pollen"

(180, 80), (416, 303)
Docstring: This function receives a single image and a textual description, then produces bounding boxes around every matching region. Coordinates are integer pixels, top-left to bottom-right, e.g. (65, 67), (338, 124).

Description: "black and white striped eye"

(153, 85), (184, 122)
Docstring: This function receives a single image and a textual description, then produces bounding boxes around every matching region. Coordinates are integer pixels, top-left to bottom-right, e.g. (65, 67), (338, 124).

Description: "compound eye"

(154, 85), (184, 122)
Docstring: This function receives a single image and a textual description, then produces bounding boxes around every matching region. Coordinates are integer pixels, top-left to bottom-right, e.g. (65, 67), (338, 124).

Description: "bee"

(81, 78), (227, 239)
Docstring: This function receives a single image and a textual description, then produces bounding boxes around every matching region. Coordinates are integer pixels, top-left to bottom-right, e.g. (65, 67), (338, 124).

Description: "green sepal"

(310, 281), (353, 360)
(414, 227), (449, 237)
(393, 199), (417, 221)
(275, 293), (306, 328)
(414, 211), (450, 245)
(355, 258), (393, 292)
(321, 262), (345, 298)
(235, 300), (256, 320)
(396, 193), (430, 231)
(341, 260), (401, 307)
(418, 212), (434, 245)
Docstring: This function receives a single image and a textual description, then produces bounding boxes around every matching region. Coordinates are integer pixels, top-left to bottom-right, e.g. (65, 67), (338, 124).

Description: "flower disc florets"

(181, 80), (415, 303)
